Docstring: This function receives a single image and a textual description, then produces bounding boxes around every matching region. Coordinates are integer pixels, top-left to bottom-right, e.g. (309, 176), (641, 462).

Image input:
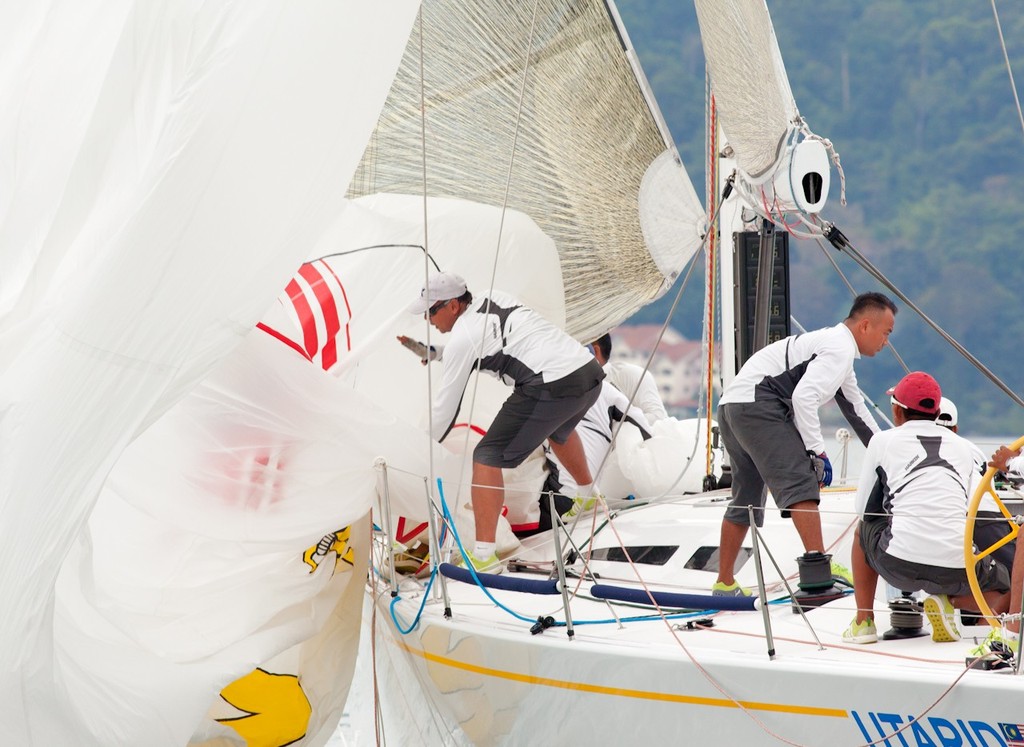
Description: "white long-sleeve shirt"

(717, 323), (880, 454)
(1005, 453), (1024, 477)
(855, 420), (977, 568)
(547, 381), (652, 494)
(604, 361), (668, 424)
(431, 291), (593, 441)
(963, 439), (1002, 512)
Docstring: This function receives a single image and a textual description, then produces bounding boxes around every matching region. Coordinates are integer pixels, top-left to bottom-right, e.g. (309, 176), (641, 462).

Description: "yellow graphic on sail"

(302, 525), (354, 572)
(216, 668), (311, 746)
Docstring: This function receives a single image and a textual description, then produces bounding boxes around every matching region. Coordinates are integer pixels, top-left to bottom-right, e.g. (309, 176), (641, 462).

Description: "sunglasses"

(428, 300), (448, 317)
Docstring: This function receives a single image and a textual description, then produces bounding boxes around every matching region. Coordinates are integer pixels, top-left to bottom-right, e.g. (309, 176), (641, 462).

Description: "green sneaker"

(562, 493), (602, 519)
(830, 560), (854, 587)
(923, 594), (960, 642)
(711, 580), (751, 597)
(842, 617), (878, 644)
(969, 628), (1019, 658)
(457, 551), (504, 575)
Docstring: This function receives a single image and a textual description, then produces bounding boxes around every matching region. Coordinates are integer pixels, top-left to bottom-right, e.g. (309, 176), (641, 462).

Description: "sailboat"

(0, 1), (703, 743)
(353, 1), (1024, 745)
(1, 1), (1020, 746)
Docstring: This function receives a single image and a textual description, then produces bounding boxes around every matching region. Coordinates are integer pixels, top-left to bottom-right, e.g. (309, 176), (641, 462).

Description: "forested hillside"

(617, 0), (1024, 435)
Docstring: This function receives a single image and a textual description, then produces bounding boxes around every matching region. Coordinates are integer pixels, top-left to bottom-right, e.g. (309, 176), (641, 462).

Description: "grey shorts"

(860, 517), (1011, 597)
(474, 361), (603, 469)
(719, 400), (820, 528)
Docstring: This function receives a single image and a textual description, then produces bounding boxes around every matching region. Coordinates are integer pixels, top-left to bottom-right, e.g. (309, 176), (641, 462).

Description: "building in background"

(609, 325), (720, 417)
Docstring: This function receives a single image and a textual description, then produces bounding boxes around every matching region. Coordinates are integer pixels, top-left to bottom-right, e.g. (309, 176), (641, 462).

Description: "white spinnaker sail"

(0, 2), (418, 744)
(266, 194), (566, 548)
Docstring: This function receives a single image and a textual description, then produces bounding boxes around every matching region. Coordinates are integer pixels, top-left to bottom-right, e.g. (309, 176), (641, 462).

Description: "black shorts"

(474, 360), (603, 469)
(514, 464), (575, 539)
(860, 517), (1010, 597)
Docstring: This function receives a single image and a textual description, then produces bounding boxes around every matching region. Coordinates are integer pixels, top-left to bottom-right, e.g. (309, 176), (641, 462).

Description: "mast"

(703, 83), (718, 479)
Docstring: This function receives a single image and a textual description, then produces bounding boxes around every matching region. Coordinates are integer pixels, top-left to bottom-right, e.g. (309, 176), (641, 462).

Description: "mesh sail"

(349, 0), (705, 342)
(694, 0), (797, 181)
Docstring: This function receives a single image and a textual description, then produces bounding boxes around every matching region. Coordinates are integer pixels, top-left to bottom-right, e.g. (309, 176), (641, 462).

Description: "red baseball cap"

(886, 371), (941, 415)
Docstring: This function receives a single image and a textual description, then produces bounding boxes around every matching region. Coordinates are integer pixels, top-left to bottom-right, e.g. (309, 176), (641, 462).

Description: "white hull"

(365, 489), (1024, 746)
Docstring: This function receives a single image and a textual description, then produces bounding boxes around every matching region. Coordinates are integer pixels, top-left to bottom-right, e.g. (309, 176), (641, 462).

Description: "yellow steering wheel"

(964, 435), (1024, 627)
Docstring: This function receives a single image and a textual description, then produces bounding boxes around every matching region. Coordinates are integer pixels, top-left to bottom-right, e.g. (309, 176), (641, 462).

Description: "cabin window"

(683, 545), (754, 573)
(588, 545), (677, 565)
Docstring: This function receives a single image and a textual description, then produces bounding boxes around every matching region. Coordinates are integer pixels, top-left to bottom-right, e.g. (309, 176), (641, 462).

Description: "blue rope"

(436, 478), (539, 625)
(382, 481), (454, 634)
(385, 561), (438, 634)
(383, 478), (852, 633)
(546, 609), (716, 627)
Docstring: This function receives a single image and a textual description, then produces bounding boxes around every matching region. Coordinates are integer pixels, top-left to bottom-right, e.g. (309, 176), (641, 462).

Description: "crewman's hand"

(397, 335), (435, 365)
(810, 451), (832, 487)
(989, 445), (1021, 472)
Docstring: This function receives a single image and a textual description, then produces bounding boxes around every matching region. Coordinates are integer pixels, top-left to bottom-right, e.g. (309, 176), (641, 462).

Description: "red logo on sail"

(258, 259), (352, 370)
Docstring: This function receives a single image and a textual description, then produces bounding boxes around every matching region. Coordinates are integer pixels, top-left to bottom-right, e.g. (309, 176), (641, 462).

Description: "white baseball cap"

(407, 272), (468, 314)
(937, 396), (958, 428)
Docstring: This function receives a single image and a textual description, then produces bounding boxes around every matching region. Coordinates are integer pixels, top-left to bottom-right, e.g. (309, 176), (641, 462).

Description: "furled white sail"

(0, 2), (419, 744)
(693, 0), (796, 181)
(694, 0), (838, 226)
(349, 0), (706, 342)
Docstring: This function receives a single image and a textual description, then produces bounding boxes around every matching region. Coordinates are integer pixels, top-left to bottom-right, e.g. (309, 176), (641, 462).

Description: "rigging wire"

(307, 244), (439, 270)
(588, 246), (705, 493)
(451, 0), (542, 512)
(824, 224), (1024, 409)
(810, 235), (911, 375)
(416, 4), (441, 565)
(584, 178), (734, 501)
(990, 0), (1024, 143)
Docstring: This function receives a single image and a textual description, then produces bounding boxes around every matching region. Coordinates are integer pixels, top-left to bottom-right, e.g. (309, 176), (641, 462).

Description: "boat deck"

(370, 487), (1023, 746)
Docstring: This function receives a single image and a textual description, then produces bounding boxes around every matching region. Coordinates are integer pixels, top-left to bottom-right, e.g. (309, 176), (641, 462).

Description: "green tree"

(617, 0), (1024, 433)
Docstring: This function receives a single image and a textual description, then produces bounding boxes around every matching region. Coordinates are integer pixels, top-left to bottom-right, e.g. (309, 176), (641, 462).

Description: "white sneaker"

(923, 594), (960, 642)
